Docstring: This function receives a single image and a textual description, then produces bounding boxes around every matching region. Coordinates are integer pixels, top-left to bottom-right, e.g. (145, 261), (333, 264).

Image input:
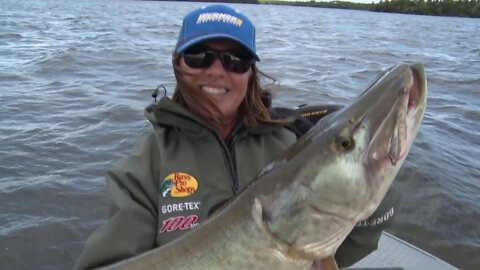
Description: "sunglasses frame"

(182, 48), (254, 74)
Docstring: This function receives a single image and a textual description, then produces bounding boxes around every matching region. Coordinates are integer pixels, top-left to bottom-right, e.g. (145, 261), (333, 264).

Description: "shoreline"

(147, 0), (480, 18)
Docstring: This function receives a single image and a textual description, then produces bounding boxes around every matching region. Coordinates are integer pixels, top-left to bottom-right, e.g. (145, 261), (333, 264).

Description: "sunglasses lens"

(183, 51), (215, 69)
(221, 53), (253, 73)
(182, 47), (253, 73)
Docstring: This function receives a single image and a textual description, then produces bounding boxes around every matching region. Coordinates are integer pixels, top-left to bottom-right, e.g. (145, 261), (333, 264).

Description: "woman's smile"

(202, 86), (227, 95)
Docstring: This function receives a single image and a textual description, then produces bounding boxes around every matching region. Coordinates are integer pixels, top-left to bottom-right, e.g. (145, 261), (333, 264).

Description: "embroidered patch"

(160, 215), (199, 234)
(160, 172), (199, 198)
(197, 12), (243, 27)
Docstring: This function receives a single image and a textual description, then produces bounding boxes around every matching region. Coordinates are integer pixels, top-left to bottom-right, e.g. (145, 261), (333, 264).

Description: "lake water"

(1, 0), (479, 269)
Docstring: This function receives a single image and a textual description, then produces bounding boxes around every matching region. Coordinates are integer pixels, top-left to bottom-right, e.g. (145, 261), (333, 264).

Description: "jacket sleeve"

(75, 134), (160, 270)
(334, 187), (400, 268)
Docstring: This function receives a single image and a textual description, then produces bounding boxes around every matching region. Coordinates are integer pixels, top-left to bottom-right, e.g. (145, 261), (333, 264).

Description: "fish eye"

(337, 136), (355, 151)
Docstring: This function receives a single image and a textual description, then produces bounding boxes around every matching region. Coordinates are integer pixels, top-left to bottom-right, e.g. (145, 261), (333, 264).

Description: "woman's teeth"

(202, 86), (227, 95)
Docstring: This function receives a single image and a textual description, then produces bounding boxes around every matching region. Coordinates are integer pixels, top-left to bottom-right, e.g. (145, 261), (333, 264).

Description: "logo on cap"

(197, 12), (243, 27)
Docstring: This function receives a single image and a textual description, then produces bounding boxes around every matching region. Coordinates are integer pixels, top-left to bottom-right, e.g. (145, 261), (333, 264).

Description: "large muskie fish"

(100, 64), (427, 270)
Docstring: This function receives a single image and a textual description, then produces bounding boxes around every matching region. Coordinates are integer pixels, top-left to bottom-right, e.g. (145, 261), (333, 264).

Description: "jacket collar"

(144, 96), (285, 137)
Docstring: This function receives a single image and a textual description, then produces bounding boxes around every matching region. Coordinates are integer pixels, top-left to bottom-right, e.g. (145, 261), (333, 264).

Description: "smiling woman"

(74, 5), (301, 269)
(169, 4), (277, 138)
(74, 4), (396, 270)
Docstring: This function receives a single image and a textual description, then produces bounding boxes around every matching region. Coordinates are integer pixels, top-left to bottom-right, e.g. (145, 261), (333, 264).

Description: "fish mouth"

(388, 68), (421, 164)
(389, 65), (425, 165)
(367, 64), (426, 169)
(407, 68), (421, 110)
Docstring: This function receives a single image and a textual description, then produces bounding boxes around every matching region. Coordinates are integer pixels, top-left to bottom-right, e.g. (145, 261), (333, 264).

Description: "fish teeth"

(202, 86), (227, 95)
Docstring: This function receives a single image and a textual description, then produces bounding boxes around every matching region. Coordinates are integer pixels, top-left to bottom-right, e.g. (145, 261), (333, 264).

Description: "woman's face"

(178, 39), (253, 124)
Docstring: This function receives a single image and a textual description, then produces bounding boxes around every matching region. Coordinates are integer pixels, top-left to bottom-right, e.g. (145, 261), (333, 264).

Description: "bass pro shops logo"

(160, 172), (198, 198)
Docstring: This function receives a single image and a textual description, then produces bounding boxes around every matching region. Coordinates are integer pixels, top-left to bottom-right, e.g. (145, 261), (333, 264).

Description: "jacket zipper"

(218, 128), (243, 195)
(228, 135), (239, 194)
(216, 138), (237, 195)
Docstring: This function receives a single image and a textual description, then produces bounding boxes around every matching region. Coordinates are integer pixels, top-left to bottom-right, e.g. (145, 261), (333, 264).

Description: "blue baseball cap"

(175, 4), (259, 61)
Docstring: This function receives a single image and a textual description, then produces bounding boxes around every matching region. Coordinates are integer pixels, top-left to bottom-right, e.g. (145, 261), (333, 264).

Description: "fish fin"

(252, 198), (266, 229)
(310, 256), (339, 270)
(257, 160), (285, 178)
(252, 198), (294, 263)
(252, 198), (318, 263)
(296, 224), (351, 260)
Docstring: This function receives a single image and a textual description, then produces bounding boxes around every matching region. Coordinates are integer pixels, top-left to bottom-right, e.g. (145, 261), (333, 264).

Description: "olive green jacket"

(75, 97), (397, 269)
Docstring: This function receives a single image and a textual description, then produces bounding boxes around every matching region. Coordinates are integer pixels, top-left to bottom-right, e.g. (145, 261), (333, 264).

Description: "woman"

(75, 4), (396, 269)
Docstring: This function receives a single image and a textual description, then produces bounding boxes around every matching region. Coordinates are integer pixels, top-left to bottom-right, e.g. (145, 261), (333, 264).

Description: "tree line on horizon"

(153, 0), (479, 18)
(260, 0), (480, 18)
(373, 0), (479, 17)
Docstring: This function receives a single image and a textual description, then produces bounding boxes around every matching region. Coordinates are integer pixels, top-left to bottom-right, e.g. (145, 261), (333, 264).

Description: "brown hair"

(171, 55), (289, 129)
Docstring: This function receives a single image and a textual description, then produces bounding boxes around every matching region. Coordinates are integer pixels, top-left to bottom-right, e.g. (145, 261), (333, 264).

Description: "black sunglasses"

(182, 47), (254, 74)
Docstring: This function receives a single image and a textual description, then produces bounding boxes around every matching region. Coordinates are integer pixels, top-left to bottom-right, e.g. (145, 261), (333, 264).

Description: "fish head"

(271, 64), (427, 259)
(309, 63), (427, 220)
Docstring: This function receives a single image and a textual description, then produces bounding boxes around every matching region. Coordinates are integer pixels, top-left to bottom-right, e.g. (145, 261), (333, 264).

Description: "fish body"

(100, 64), (427, 270)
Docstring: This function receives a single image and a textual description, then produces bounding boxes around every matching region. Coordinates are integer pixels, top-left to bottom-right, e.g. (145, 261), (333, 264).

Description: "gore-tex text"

(161, 202), (201, 214)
